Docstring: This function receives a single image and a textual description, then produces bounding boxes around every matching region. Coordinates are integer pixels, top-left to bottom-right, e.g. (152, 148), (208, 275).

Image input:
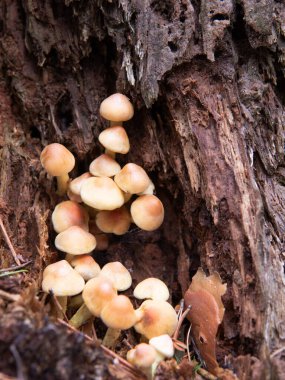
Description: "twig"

(186, 324), (192, 362)
(197, 367), (218, 380)
(0, 260), (33, 273)
(0, 216), (21, 265)
(173, 305), (192, 340)
(52, 294), (68, 322)
(0, 289), (20, 302)
(0, 269), (28, 278)
(10, 344), (26, 380)
(270, 346), (285, 358)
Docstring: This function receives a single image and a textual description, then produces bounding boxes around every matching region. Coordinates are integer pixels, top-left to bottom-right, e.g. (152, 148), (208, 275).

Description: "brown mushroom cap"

(130, 195), (164, 231)
(80, 177), (124, 210)
(69, 172), (92, 198)
(55, 226), (96, 255)
(114, 163), (150, 194)
(52, 200), (89, 233)
(82, 276), (117, 317)
(89, 154), (121, 177)
(40, 143), (75, 176)
(127, 343), (157, 368)
(95, 206), (132, 235)
(42, 260), (85, 296)
(99, 93), (134, 122)
(68, 254), (101, 281)
(134, 300), (178, 339)
(101, 295), (137, 329)
(100, 261), (132, 291)
(133, 278), (169, 301)
(98, 126), (130, 154)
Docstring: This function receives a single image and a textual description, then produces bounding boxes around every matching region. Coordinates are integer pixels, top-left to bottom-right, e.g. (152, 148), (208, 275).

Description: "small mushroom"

(138, 180), (155, 195)
(99, 93), (134, 123)
(127, 343), (157, 380)
(101, 295), (137, 348)
(67, 254), (101, 281)
(68, 172), (92, 202)
(51, 200), (89, 233)
(95, 206), (132, 235)
(40, 143), (75, 195)
(89, 154), (121, 177)
(55, 226), (96, 255)
(98, 126), (130, 154)
(133, 278), (169, 301)
(130, 195), (164, 231)
(134, 300), (178, 339)
(89, 221), (109, 251)
(100, 261), (132, 291)
(149, 334), (174, 359)
(114, 163), (151, 194)
(80, 177), (124, 210)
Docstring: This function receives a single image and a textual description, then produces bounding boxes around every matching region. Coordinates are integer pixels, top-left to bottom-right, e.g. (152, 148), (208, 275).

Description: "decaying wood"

(0, 0), (285, 379)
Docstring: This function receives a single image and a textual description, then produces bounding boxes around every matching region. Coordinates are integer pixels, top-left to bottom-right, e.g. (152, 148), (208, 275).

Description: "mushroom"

(134, 300), (178, 339)
(55, 226), (96, 255)
(51, 200), (89, 233)
(40, 143), (75, 195)
(127, 344), (157, 380)
(68, 172), (92, 202)
(95, 206), (132, 235)
(133, 278), (169, 301)
(149, 334), (174, 359)
(101, 295), (137, 348)
(130, 195), (164, 231)
(99, 93), (134, 124)
(89, 221), (109, 251)
(114, 163), (151, 194)
(89, 154), (121, 177)
(80, 177), (124, 210)
(98, 126), (130, 155)
(100, 261), (132, 291)
(42, 260), (85, 317)
(138, 180), (155, 195)
(67, 254), (101, 281)
(69, 276), (117, 328)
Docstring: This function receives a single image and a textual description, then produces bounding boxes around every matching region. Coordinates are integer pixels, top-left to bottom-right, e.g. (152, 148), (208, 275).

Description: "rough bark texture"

(0, 0), (285, 379)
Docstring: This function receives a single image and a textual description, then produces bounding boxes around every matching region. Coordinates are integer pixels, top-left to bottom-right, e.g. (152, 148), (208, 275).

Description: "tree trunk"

(0, 1), (285, 379)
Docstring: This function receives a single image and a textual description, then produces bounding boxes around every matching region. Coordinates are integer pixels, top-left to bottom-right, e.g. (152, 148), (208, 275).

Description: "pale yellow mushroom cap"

(149, 335), (174, 358)
(89, 154), (121, 177)
(40, 143), (75, 176)
(100, 261), (132, 291)
(80, 177), (124, 210)
(68, 254), (101, 281)
(130, 195), (164, 231)
(99, 93), (134, 122)
(134, 300), (178, 339)
(89, 221), (109, 251)
(51, 201), (89, 233)
(127, 344), (157, 368)
(42, 260), (85, 296)
(55, 226), (96, 255)
(98, 126), (130, 154)
(114, 163), (150, 194)
(95, 206), (131, 236)
(69, 172), (92, 198)
(133, 278), (169, 301)
(101, 295), (137, 329)
(82, 276), (117, 317)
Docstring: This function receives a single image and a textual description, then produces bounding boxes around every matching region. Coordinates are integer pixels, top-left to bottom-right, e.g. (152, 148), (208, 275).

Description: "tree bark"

(0, 1), (285, 379)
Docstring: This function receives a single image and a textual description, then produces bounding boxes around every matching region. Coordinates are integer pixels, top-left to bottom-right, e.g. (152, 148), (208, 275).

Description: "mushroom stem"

(51, 295), (67, 319)
(56, 173), (70, 196)
(110, 121), (123, 127)
(69, 303), (93, 329)
(69, 294), (84, 309)
(105, 149), (116, 159)
(102, 328), (121, 348)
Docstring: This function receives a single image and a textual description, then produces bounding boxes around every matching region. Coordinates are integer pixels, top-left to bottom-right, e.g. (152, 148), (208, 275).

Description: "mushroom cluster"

(40, 93), (175, 378)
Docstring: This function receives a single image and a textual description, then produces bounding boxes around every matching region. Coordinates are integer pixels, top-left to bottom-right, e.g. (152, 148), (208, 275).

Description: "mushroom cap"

(40, 143), (75, 176)
(89, 221), (109, 251)
(101, 295), (137, 329)
(133, 278), (169, 301)
(82, 276), (117, 317)
(67, 189), (83, 203)
(55, 226), (96, 255)
(68, 254), (101, 281)
(128, 344), (157, 368)
(149, 335), (174, 358)
(138, 181), (155, 195)
(98, 126), (130, 154)
(99, 93), (134, 122)
(89, 154), (121, 177)
(42, 260), (85, 296)
(69, 172), (92, 196)
(134, 300), (178, 339)
(80, 177), (124, 210)
(100, 261), (132, 291)
(51, 200), (89, 233)
(130, 195), (164, 231)
(114, 163), (150, 194)
(95, 206), (132, 236)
